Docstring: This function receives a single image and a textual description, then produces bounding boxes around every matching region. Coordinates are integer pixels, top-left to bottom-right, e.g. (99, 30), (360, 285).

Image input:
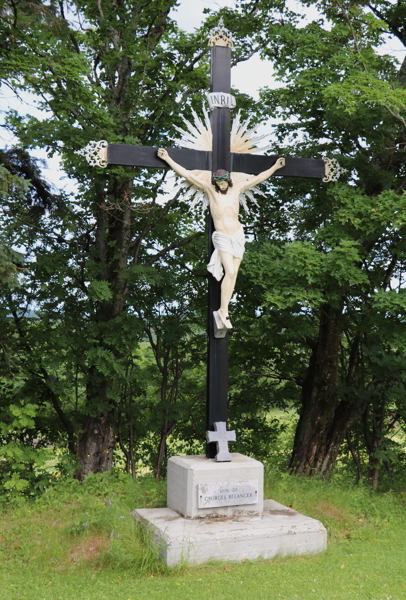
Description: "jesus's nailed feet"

(213, 311), (232, 338)
(218, 309), (232, 329)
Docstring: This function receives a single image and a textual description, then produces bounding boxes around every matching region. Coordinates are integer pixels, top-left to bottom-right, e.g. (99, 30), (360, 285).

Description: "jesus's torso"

(207, 185), (241, 236)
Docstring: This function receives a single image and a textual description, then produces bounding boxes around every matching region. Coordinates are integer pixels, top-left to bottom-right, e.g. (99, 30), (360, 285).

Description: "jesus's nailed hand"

(276, 157), (285, 169)
(157, 148), (169, 160)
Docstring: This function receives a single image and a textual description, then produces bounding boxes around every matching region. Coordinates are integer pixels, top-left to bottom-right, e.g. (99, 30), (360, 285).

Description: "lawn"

(1, 471), (405, 600)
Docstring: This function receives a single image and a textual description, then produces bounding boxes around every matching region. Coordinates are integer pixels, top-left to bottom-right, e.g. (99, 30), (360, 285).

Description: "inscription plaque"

(198, 480), (259, 509)
(207, 92), (236, 110)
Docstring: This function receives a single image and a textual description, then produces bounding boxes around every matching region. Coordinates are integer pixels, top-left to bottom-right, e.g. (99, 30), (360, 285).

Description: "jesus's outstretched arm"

(157, 148), (208, 191)
(239, 157), (285, 193)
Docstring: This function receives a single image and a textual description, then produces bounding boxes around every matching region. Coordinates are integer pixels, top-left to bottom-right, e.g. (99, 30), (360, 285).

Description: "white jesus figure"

(157, 148), (285, 329)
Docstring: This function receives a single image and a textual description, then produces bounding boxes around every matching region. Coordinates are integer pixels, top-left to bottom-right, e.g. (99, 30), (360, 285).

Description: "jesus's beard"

(215, 184), (229, 195)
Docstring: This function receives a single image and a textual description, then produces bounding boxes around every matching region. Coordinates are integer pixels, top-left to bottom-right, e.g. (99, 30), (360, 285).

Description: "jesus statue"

(157, 148), (285, 330)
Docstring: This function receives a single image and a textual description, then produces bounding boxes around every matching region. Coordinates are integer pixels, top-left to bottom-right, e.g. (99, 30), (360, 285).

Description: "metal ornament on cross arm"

(76, 140), (108, 168)
(323, 157), (347, 182)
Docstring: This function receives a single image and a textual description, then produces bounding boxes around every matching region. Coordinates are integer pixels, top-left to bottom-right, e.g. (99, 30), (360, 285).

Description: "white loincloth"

(207, 225), (245, 281)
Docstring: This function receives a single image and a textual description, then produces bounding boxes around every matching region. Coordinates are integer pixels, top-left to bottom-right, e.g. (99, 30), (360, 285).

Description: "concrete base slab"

(134, 499), (327, 567)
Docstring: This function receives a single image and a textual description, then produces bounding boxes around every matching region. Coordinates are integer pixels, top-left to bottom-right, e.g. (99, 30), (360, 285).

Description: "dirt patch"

(268, 509), (297, 517)
(68, 536), (109, 564)
(196, 511), (261, 522)
(64, 502), (83, 509)
(315, 500), (346, 520)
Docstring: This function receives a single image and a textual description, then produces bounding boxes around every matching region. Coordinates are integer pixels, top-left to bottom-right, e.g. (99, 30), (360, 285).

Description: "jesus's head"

(213, 170), (233, 194)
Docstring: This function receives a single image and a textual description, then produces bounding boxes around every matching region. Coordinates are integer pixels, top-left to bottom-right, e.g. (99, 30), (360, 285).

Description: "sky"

(0, 0), (405, 191)
(174, 0), (279, 97)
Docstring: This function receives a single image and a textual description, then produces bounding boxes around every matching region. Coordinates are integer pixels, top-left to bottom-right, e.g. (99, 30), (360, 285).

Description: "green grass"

(1, 472), (406, 600)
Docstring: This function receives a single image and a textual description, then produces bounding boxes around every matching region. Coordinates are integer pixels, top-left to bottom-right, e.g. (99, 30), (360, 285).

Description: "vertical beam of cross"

(206, 43), (232, 458)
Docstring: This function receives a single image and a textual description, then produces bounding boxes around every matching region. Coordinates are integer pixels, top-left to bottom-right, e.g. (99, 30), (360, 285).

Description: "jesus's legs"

(218, 251), (241, 327)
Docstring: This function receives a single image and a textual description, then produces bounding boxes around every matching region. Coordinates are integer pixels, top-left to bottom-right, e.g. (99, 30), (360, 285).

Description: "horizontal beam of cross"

(107, 144), (326, 179)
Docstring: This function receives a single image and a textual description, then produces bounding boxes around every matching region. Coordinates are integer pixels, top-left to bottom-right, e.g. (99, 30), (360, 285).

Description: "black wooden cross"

(78, 20), (339, 460)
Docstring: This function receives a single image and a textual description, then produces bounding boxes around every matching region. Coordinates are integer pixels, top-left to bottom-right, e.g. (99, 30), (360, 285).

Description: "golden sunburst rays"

(230, 111), (273, 155)
(170, 107), (212, 151)
(169, 107), (271, 216)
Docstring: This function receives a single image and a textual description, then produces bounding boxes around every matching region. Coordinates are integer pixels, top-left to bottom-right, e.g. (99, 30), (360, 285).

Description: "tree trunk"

(363, 403), (385, 491)
(346, 432), (363, 483)
(155, 432), (167, 481)
(76, 412), (115, 481)
(129, 412), (136, 478)
(368, 457), (380, 491)
(155, 418), (177, 481)
(290, 303), (351, 476)
(76, 179), (132, 480)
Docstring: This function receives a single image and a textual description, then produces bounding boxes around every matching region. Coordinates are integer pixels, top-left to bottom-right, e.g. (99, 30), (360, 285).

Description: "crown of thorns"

(212, 172), (231, 182)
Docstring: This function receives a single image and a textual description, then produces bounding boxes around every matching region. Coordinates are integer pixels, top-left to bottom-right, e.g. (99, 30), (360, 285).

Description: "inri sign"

(207, 92), (236, 110)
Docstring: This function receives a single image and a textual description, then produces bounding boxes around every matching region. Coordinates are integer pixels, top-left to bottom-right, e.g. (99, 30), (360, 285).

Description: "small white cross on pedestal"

(206, 421), (236, 462)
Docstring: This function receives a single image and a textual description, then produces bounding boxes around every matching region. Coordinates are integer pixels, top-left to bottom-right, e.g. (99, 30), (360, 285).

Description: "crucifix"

(77, 18), (344, 461)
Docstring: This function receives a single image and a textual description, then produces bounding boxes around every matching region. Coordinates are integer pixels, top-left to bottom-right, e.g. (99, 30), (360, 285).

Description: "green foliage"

(0, 242), (23, 289)
(0, 163), (29, 288)
(0, 163), (31, 201)
(263, 411), (299, 472)
(232, 0), (406, 479)
(0, 0), (218, 476)
(0, 402), (71, 501)
(232, 415), (288, 464)
(88, 281), (113, 302)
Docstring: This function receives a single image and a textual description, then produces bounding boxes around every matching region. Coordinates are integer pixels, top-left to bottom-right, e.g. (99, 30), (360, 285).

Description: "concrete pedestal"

(167, 453), (264, 518)
(134, 499), (328, 567)
(134, 453), (327, 566)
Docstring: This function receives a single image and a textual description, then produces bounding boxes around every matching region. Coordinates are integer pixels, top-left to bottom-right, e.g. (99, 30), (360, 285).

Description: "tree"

(239, 0), (406, 477)
(0, 149), (36, 289)
(0, 1), (273, 477)
(128, 255), (207, 480)
(3, 0), (405, 485)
